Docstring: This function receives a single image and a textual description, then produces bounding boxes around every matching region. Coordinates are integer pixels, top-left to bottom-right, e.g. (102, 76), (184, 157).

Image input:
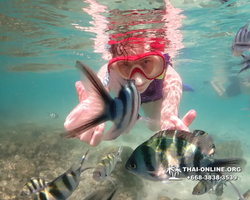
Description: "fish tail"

(207, 158), (247, 172)
(61, 61), (114, 139)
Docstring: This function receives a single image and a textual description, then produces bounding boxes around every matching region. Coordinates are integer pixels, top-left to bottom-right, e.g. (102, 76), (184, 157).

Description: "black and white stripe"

(21, 178), (47, 196)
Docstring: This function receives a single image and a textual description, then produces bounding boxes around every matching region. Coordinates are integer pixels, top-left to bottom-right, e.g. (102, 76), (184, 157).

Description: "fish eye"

(129, 164), (137, 169)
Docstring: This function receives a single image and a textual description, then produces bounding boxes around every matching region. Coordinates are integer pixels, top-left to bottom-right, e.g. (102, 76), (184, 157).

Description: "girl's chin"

(136, 84), (148, 93)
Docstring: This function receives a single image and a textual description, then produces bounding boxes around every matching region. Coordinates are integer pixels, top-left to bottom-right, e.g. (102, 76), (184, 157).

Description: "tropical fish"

(192, 178), (226, 196)
(61, 61), (141, 141)
(192, 179), (217, 195)
(21, 150), (91, 199)
(47, 112), (59, 119)
(231, 23), (250, 57)
(237, 54), (250, 75)
(92, 147), (123, 184)
(214, 180), (226, 197)
(125, 130), (246, 182)
(83, 186), (119, 200)
(182, 83), (194, 92)
(21, 178), (47, 197)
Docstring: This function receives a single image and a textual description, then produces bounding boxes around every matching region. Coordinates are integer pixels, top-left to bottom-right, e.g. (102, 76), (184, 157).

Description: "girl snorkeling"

(64, 0), (196, 146)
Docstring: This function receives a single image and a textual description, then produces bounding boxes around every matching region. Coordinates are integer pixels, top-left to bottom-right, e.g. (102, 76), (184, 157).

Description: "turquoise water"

(1, 0), (250, 200)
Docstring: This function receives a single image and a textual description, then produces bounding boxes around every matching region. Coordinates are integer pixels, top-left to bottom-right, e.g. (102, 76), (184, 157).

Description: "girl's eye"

(123, 62), (131, 67)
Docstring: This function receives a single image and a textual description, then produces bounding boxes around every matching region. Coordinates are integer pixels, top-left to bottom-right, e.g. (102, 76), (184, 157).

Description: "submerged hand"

(64, 81), (105, 146)
(169, 109), (196, 132)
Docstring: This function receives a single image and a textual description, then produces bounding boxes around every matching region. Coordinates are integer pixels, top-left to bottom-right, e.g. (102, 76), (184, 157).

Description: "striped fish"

(92, 147), (123, 183)
(192, 179), (217, 195)
(21, 150), (90, 200)
(231, 23), (250, 57)
(125, 130), (246, 182)
(21, 178), (47, 196)
(192, 178), (226, 196)
(83, 186), (119, 200)
(60, 61), (141, 141)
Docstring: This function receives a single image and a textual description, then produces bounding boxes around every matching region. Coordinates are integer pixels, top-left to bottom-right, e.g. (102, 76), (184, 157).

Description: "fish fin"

(67, 163), (79, 173)
(80, 149), (93, 172)
(115, 147), (123, 161)
(243, 189), (250, 199)
(237, 64), (250, 75)
(102, 124), (121, 141)
(238, 57), (250, 65)
(60, 61), (114, 139)
(234, 42), (250, 46)
(228, 181), (245, 200)
(106, 186), (119, 200)
(108, 68), (128, 97)
(107, 177), (117, 186)
(138, 116), (160, 131)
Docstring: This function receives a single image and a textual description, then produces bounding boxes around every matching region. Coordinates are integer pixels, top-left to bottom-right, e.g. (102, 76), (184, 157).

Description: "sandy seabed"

(0, 122), (249, 200)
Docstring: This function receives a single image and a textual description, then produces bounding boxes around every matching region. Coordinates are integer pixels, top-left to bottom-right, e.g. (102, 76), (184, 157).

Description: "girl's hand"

(169, 109), (196, 132)
(64, 81), (105, 146)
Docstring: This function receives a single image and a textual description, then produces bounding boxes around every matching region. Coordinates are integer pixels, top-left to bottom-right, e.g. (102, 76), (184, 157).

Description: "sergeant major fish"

(125, 130), (246, 182)
(92, 147), (123, 184)
(192, 178), (226, 196)
(231, 23), (250, 57)
(61, 61), (141, 141)
(21, 178), (47, 197)
(21, 150), (91, 200)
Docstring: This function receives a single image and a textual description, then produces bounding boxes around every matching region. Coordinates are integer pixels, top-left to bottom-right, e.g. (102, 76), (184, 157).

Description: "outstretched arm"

(64, 64), (108, 146)
(161, 65), (196, 131)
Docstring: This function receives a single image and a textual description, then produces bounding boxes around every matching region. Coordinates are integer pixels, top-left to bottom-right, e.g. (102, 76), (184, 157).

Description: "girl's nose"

(131, 72), (147, 86)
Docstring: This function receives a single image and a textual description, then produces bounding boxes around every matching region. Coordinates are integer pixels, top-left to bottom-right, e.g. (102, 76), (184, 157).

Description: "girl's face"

(108, 48), (166, 93)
